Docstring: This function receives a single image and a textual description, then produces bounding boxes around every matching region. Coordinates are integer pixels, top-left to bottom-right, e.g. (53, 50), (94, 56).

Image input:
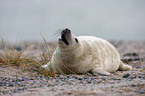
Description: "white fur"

(42, 32), (132, 75)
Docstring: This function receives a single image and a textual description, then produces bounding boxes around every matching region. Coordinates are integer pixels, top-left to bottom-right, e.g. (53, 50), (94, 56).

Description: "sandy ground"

(0, 40), (145, 96)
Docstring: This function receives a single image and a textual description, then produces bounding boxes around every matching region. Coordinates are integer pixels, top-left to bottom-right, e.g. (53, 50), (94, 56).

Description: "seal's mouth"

(61, 33), (69, 45)
(59, 28), (71, 45)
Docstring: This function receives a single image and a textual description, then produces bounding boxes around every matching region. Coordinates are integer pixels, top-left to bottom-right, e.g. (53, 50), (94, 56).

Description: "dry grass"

(0, 34), (77, 77)
(0, 36), (56, 77)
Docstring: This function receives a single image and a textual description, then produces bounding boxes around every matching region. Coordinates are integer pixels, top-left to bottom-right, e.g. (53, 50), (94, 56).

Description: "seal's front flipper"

(41, 62), (51, 70)
(91, 67), (110, 76)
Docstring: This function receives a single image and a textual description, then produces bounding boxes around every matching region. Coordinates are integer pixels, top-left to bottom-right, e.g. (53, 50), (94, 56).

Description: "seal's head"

(59, 28), (79, 48)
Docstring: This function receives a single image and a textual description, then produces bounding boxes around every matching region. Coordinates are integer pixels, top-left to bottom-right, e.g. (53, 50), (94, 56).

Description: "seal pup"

(42, 28), (132, 75)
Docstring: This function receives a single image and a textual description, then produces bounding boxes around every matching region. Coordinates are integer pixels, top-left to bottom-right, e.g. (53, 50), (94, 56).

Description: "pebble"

(35, 76), (40, 80)
(131, 84), (138, 87)
(86, 80), (92, 84)
(84, 76), (89, 79)
(17, 77), (23, 81)
(77, 77), (83, 80)
(139, 91), (145, 94)
(23, 77), (30, 81)
(138, 75), (145, 79)
(30, 77), (36, 80)
(0, 82), (5, 86)
(33, 81), (40, 85)
(114, 77), (122, 80)
(7, 82), (14, 87)
(108, 80), (115, 84)
(100, 77), (107, 80)
(128, 76), (136, 80)
(123, 73), (130, 78)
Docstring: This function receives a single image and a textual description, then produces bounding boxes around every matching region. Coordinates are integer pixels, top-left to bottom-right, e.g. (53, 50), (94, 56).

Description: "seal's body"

(42, 28), (132, 75)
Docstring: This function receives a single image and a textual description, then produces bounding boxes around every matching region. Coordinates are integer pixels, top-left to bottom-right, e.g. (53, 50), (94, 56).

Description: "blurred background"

(0, 0), (145, 42)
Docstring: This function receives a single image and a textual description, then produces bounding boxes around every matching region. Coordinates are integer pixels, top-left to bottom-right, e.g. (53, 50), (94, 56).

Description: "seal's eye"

(75, 38), (78, 43)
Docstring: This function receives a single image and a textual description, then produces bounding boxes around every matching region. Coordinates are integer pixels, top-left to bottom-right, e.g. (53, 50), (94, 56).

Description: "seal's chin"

(61, 34), (69, 45)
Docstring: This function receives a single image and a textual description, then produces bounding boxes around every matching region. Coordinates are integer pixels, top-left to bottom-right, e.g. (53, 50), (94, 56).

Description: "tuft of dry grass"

(0, 34), (76, 77)
(0, 36), (56, 77)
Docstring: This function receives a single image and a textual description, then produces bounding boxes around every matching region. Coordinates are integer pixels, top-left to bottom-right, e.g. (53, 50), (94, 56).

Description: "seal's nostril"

(62, 28), (71, 34)
(66, 28), (69, 30)
(66, 28), (71, 33)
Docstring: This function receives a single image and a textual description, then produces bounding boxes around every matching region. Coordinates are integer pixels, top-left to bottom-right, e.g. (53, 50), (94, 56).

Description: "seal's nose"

(65, 28), (70, 32)
(62, 28), (71, 35)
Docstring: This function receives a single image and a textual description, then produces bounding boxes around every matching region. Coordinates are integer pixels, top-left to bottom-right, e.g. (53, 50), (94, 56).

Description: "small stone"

(69, 79), (75, 81)
(129, 76), (136, 79)
(94, 79), (102, 83)
(55, 80), (60, 82)
(49, 77), (55, 79)
(40, 76), (46, 80)
(139, 91), (145, 94)
(60, 82), (66, 86)
(131, 84), (138, 87)
(0, 82), (5, 86)
(5, 77), (10, 81)
(0, 77), (3, 80)
(84, 76), (89, 79)
(77, 77), (83, 80)
(4, 77), (7, 80)
(138, 75), (145, 79)
(108, 80), (115, 84)
(115, 77), (122, 80)
(86, 80), (92, 83)
(47, 83), (54, 86)
(66, 75), (71, 78)
(35, 76), (40, 80)
(16, 81), (22, 85)
(33, 81), (40, 85)
(101, 77), (107, 80)
(17, 77), (23, 81)
(23, 77), (30, 81)
(8, 82), (14, 87)
(30, 77), (35, 80)
(82, 80), (87, 84)
(92, 74), (98, 76)
(123, 73), (130, 78)
(14, 88), (19, 93)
